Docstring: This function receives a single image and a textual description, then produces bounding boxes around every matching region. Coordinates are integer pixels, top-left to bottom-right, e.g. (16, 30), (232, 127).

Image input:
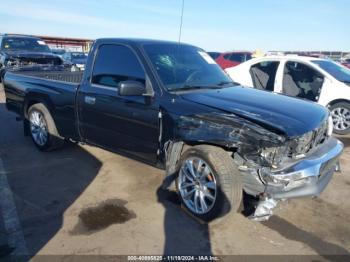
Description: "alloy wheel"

(178, 157), (217, 215)
(29, 110), (48, 146)
(331, 107), (350, 131)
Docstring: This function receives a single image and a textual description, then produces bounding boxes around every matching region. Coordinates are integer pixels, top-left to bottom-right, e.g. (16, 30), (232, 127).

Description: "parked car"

(226, 56), (350, 135)
(62, 51), (88, 71)
(216, 51), (252, 69)
(0, 34), (62, 82)
(3, 39), (343, 222)
(207, 52), (221, 60)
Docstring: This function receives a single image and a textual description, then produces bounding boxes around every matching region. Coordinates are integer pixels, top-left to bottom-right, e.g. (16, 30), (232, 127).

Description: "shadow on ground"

(156, 187), (212, 255)
(0, 100), (102, 258)
(262, 216), (350, 259)
(0, 97), (213, 257)
(337, 135), (350, 148)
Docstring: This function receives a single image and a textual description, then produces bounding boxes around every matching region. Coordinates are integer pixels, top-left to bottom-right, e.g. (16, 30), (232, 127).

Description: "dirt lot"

(0, 84), (349, 258)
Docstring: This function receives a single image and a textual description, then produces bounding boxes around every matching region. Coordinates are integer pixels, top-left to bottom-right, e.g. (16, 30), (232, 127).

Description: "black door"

(77, 44), (160, 163)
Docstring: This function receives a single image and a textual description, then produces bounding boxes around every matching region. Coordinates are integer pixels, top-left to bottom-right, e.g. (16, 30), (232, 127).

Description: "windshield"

(71, 52), (87, 59)
(143, 44), (234, 91)
(2, 37), (51, 52)
(312, 60), (350, 83)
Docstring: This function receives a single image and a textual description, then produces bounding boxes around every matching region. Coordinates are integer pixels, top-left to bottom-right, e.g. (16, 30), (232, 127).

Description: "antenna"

(178, 0), (185, 43)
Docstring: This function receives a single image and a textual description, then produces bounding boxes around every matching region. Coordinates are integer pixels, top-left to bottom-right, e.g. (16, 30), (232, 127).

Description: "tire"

(330, 102), (350, 135)
(27, 103), (64, 151)
(176, 145), (242, 222)
(0, 69), (4, 84)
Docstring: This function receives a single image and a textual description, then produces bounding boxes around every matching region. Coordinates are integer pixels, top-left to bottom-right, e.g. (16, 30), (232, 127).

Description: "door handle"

(84, 96), (96, 105)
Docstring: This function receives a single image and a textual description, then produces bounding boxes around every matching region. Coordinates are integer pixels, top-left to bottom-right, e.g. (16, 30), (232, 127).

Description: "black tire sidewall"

(330, 102), (350, 135)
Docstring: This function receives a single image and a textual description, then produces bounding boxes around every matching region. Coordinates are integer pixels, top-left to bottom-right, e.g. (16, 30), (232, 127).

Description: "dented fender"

(175, 112), (285, 149)
(160, 110), (286, 179)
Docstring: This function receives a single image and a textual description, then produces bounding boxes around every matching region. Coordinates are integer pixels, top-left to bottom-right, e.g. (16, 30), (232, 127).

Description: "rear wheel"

(330, 102), (350, 135)
(28, 103), (64, 151)
(176, 145), (242, 222)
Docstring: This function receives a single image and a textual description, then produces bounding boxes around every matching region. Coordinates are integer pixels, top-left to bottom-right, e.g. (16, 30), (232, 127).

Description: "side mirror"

(118, 81), (145, 96)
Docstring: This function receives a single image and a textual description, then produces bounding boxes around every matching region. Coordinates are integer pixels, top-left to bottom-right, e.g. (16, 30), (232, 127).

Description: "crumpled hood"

(180, 86), (328, 137)
(2, 51), (62, 67)
(4, 50), (59, 59)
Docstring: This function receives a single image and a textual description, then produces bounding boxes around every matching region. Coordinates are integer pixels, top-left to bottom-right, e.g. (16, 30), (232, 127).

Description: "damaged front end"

(165, 111), (343, 221)
(236, 116), (343, 221)
(5, 56), (62, 68)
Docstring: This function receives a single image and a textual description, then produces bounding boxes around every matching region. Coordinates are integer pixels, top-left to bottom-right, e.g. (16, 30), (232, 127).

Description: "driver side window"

(92, 45), (146, 88)
(283, 61), (324, 101)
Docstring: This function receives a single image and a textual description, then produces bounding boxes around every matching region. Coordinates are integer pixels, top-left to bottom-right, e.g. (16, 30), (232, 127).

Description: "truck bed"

(4, 69), (81, 139)
(9, 70), (84, 84)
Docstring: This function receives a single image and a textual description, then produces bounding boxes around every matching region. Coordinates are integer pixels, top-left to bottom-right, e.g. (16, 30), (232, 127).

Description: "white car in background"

(226, 56), (350, 135)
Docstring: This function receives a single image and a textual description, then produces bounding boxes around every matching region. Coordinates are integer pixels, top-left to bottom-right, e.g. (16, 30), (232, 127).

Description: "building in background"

(38, 35), (93, 52)
(267, 51), (350, 60)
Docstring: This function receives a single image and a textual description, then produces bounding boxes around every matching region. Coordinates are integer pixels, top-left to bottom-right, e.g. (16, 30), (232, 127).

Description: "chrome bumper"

(241, 137), (343, 200)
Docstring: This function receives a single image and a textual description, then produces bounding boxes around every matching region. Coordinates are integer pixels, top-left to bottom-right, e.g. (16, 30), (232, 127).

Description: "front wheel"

(330, 102), (350, 135)
(176, 145), (242, 222)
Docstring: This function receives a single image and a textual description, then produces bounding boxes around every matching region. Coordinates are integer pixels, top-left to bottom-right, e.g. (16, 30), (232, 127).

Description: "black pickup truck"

(3, 38), (343, 221)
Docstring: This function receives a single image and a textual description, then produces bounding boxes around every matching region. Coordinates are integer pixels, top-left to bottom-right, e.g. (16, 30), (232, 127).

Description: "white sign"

(198, 51), (216, 64)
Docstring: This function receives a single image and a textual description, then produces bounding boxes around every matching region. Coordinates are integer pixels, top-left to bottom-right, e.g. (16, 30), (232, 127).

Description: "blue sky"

(0, 0), (348, 51)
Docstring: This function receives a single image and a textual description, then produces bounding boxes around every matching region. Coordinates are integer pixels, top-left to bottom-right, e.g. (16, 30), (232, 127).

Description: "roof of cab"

(94, 38), (196, 47)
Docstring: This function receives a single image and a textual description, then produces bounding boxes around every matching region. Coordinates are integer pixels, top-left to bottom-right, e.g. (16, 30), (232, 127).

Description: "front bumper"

(241, 137), (343, 199)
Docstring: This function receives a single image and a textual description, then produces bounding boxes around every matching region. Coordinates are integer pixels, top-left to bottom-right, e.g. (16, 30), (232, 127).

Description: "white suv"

(226, 56), (350, 135)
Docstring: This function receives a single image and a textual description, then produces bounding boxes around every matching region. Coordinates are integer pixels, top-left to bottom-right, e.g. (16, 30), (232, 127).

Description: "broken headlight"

(5, 58), (20, 67)
(259, 167), (313, 188)
(293, 130), (314, 158)
(260, 146), (288, 168)
(289, 117), (331, 159)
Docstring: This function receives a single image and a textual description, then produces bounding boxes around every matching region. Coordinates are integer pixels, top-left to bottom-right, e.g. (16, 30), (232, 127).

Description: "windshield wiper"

(216, 81), (240, 86)
(178, 85), (223, 91)
(170, 81), (239, 92)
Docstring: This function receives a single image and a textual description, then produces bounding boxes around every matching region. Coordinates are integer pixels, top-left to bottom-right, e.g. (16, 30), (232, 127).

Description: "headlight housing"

(259, 167), (314, 189)
(260, 145), (288, 168)
(5, 58), (20, 67)
(292, 130), (314, 159)
(249, 117), (331, 169)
